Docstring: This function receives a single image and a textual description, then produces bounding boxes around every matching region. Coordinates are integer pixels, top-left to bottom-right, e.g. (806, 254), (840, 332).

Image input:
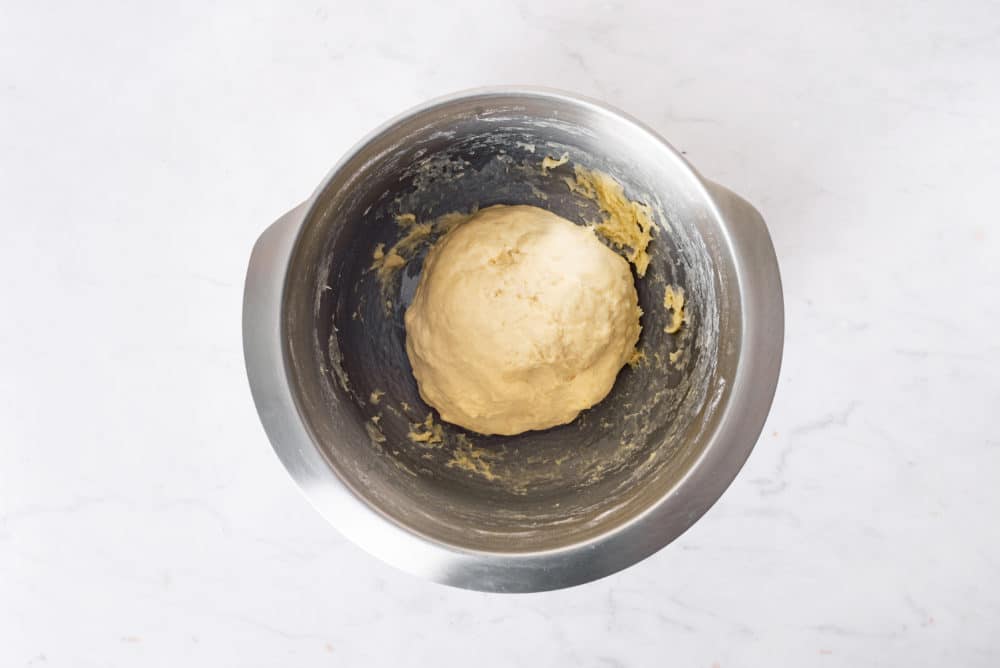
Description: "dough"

(404, 205), (641, 436)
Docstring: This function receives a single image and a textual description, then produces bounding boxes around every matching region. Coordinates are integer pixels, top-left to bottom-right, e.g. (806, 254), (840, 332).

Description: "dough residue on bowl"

(540, 152), (569, 175)
(447, 433), (499, 481)
(663, 284), (687, 334)
(408, 412), (444, 445)
(555, 162), (656, 278)
(370, 214), (432, 286)
(370, 210), (478, 302)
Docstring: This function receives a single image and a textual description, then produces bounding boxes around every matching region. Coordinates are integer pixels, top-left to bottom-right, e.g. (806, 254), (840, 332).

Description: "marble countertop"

(3, 0), (998, 665)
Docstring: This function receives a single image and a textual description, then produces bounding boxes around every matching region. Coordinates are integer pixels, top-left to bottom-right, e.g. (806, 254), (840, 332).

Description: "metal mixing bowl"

(243, 88), (783, 592)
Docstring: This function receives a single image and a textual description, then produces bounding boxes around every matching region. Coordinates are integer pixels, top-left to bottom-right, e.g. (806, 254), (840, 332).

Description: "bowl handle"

(242, 202), (311, 471)
(702, 181), (772, 254)
(702, 178), (784, 427)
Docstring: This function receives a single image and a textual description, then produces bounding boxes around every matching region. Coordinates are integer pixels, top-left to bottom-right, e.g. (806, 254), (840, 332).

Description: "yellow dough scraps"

(369, 389), (384, 405)
(371, 217), (431, 286)
(370, 210), (477, 298)
(365, 420), (386, 444)
(628, 348), (645, 367)
(669, 349), (682, 364)
(407, 413), (443, 444)
(405, 204), (642, 436)
(541, 153), (569, 174)
(663, 285), (686, 333)
(563, 165), (655, 277)
(447, 434), (497, 480)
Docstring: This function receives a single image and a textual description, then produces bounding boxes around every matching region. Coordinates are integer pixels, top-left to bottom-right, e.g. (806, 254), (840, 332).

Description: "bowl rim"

(243, 86), (784, 592)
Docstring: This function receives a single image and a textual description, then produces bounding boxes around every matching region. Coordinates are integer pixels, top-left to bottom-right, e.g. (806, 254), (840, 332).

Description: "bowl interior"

(284, 94), (733, 553)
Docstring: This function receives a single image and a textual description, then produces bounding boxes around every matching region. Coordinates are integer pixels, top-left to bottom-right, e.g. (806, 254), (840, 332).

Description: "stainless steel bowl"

(243, 88), (783, 592)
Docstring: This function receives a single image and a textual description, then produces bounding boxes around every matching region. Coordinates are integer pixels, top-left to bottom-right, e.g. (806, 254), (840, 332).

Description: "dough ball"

(404, 205), (641, 436)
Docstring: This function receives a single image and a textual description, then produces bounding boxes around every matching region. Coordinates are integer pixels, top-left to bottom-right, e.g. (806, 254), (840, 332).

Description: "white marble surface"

(3, 0), (999, 665)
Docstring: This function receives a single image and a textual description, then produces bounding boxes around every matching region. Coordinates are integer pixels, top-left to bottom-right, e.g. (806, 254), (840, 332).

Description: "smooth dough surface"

(404, 205), (641, 436)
